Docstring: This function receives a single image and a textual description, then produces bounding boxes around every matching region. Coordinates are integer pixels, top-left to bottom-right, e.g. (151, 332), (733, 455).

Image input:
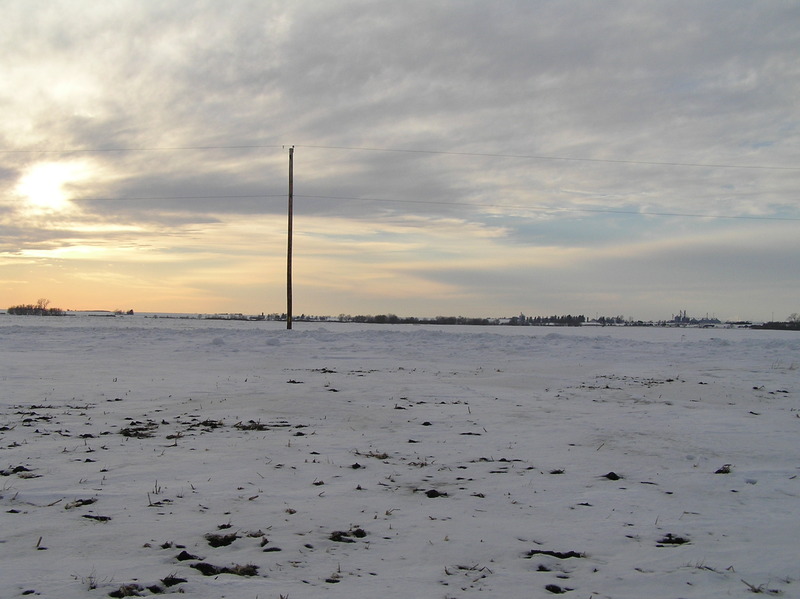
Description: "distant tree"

(7, 299), (64, 316)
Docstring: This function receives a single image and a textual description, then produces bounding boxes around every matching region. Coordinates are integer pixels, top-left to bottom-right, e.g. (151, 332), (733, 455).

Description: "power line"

(68, 193), (287, 202)
(59, 191), (800, 221)
(0, 144), (284, 154)
(2, 141), (797, 171)
(295, 194), (800, 222)
(296, 144), (800, 171)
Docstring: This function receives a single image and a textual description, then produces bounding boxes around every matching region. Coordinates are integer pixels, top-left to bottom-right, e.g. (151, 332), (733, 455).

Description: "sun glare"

(15, 161), (91, 213)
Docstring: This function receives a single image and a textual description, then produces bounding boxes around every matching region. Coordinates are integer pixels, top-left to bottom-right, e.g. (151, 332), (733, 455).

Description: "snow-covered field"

(1, 315), (798, 599)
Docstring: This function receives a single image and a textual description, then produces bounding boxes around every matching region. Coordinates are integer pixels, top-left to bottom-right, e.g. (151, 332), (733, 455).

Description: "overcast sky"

(1, 1), (798, 321)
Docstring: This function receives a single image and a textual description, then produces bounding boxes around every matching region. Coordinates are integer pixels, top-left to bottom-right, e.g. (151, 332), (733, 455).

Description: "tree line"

(510, 314), (588, 326)
(339, 314), (493, 325)
(267, 313), (590, 326)
(6, 299), (65, 316)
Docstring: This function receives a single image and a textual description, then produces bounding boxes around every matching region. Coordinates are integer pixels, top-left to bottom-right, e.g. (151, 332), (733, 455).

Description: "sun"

(15, 161), (91, 214)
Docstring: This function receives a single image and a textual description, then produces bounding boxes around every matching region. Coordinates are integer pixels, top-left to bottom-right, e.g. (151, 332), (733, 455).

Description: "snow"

(1, 315), (798, 598)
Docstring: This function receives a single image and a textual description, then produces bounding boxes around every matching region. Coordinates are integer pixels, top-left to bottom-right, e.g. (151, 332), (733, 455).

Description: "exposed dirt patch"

(525, 550), (584, 559)
(191, 562), (259, 576)
(205, 532), (238, 547)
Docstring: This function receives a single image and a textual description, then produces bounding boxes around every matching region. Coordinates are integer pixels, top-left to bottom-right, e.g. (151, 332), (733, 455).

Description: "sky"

(1, 0), (798, 321)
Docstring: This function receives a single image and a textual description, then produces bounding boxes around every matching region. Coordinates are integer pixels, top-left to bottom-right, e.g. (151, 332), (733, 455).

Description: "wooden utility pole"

(287, 146), (294, 330)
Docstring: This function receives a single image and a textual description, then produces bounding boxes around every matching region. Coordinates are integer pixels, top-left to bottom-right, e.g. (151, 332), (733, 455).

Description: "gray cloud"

(1, 0), (798, 318)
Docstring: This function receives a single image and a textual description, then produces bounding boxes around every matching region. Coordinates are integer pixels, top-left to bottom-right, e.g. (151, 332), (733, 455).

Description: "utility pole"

(287, 146), (294, 330)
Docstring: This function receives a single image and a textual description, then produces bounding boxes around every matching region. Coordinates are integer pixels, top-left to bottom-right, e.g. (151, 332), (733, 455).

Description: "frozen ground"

(1, 315), (798, 598)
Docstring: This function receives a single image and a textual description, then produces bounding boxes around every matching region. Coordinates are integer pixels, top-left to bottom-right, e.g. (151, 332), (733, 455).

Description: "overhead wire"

(56, 192), (800, 222)
(294, 144), (800, 171)
(4, 141), (798, 220)
(0, 144), (284, 154)
(1, 141), (797, 170)
(294, 194), (800, 221)
(70, 193), (287, 202)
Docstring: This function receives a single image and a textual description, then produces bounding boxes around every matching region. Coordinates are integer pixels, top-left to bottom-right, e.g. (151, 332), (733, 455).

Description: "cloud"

(1, 1), (798, 318)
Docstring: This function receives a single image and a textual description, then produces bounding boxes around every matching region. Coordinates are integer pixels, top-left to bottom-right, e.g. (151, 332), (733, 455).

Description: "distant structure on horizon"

(671, 309), (721, 326)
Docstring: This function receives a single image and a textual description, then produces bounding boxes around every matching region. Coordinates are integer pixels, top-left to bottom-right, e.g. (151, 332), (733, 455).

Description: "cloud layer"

(1, 1), (798, 319)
